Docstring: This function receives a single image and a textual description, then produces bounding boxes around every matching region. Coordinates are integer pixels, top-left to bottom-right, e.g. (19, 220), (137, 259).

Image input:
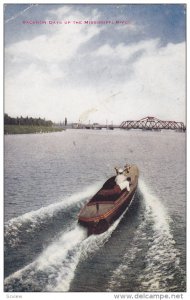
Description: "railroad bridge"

(120, 116), (186, 131)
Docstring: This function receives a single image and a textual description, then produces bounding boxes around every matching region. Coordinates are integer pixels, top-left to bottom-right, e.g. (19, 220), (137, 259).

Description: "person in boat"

(115, 168), (131, 192)
(115, 164), (131, 175)
(98, 167), (131, 196)
(124, 163), (131, 173)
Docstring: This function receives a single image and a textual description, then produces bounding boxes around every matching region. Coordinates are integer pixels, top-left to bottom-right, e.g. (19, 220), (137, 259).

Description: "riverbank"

(4, 125), (64, 135)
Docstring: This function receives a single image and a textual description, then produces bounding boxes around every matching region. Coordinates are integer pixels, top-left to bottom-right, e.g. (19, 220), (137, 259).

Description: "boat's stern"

(78, 202), (114, 235)
(78, 218), (110, 235)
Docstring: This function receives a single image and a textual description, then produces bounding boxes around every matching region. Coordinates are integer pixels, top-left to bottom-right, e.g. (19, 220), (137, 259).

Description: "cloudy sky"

(4, 4), (186, 124)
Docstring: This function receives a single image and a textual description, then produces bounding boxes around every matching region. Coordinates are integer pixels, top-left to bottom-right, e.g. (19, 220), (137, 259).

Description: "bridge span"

(71, 116), (186, 131)
(120, 116), (186, 131)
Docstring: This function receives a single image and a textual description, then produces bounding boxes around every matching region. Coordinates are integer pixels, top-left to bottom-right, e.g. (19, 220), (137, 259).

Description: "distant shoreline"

(4, 125), (64, 135)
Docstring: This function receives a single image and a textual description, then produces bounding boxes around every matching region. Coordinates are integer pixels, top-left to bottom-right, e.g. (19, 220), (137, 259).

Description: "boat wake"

(107, 210), (147, 291)
(5, 209), (131, 292)
(5, 179), (185, 292)
(4, 223), (87, 292)
(137, 180), (184, 292)
(107, 179), (184, 292)
(5, 181), (103, 248)
(5, 181), (131, 292)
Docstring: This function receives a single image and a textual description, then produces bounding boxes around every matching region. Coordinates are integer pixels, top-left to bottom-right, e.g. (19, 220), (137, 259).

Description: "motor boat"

(78, 165), (139, 235)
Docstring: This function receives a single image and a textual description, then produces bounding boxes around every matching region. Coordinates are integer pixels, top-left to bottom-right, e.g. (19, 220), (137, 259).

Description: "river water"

(4, 129), (186, 292)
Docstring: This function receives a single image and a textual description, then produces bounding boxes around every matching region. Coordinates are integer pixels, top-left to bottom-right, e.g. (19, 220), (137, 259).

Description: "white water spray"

(107, 214), (147, 291)
(137, 180), (181, 291)
(5, 193), (134, 292)
(4, 224), (87, 291)
(51, 195), (135, 291)
(107, 179), (182, 292)
(5, 181), (103, 247)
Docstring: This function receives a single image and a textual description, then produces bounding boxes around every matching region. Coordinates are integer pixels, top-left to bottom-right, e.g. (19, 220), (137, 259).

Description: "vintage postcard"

(3, 2), (187, 298)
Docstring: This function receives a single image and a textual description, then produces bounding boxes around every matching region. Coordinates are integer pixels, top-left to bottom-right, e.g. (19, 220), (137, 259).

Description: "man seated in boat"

(115, 168), (131, 192)
(124, 163), (131, 174)
(98, 168), (131, 197)
(115, 164), (131, 175)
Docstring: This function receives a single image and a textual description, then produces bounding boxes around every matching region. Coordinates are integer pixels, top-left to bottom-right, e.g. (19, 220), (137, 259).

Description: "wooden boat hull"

(79, 189), (136, 235)
(78, 165), (139, 235)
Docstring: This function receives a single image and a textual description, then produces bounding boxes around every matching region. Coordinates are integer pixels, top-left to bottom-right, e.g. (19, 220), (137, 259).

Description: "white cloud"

(95, 39), (159, 60)
(49, 6), (72, 19)
(115, 22), (146, 35)
(6, 6), (101, 65)
(6, 25), (100, 64)
(88, 40), (186, 123)
(49, 5), (100, 21)
(126, 42), (186, 121)
(5, 6), (186, 124)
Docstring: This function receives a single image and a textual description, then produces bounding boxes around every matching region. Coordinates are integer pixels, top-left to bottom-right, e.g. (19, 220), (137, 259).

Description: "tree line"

(4, 114), (53, 127)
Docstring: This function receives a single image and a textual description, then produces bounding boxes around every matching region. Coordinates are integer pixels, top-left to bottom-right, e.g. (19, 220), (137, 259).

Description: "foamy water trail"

(138, 179), (182, 291)
(107, 215), (147, 291)
(5, 224), (87, 292)
(5, 181), (103, 247)
(107, 179), (183, 292)
(5, 194), (134, 292)
(50, 200), (134, 292)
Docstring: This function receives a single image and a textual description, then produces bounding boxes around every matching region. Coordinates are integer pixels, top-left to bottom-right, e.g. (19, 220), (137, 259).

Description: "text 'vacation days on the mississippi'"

(22, 20), (131, 25)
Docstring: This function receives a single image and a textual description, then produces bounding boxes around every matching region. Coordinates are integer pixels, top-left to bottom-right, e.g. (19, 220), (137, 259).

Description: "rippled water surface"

(4, 129), (186, 292)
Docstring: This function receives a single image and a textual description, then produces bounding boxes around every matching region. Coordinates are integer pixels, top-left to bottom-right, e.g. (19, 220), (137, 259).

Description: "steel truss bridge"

(69, 116), (185, 131)
(120, 116), (186, 131)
